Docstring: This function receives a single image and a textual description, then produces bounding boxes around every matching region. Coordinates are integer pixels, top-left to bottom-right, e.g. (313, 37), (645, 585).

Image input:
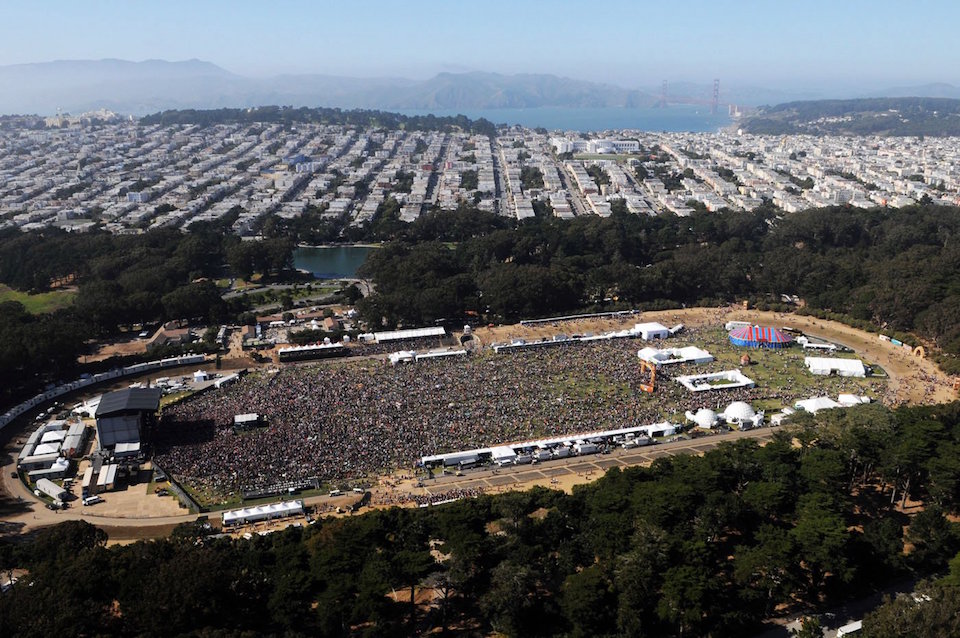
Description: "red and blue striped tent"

(728, 325), (794, 349)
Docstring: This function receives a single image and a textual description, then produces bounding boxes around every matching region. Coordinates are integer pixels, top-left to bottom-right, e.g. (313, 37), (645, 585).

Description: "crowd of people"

(152, 324), (884, 502)
(410, 487), (484, 507)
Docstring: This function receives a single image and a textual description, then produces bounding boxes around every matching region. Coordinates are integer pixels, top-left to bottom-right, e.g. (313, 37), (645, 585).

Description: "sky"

(1, 0), (958, 90)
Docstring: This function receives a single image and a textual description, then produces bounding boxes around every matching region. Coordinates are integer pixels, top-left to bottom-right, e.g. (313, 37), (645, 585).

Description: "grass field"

(0, 284), (77, 314)
(684, 327), (887, 403)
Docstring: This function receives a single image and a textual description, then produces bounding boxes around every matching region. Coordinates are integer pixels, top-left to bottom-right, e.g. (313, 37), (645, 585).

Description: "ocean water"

(395, 105), (732, 133)
(293, 246), (374, 279)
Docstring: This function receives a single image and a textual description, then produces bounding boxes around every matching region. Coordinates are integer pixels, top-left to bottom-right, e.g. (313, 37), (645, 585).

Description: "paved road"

(420, 427), (775, 494)
(558, 163), (591, 216)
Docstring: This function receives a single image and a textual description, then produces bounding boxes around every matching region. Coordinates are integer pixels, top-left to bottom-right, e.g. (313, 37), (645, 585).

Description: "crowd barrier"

(0, 354), (207, 433)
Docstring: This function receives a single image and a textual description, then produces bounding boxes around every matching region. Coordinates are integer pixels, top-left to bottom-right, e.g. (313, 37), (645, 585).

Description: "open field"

(0, 283), (76, 314)
(83, 336), (150, 362)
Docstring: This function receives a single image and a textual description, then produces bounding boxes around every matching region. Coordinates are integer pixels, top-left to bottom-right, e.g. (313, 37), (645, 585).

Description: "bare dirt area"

(83, 337), (149, 362)
(103, 523), (180, 545)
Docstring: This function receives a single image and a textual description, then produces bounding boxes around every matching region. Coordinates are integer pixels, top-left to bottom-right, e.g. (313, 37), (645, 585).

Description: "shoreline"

(295, 242), (382, 249)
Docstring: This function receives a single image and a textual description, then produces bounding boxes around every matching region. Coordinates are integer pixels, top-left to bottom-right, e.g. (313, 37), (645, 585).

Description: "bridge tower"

(711, 79), (720, 115)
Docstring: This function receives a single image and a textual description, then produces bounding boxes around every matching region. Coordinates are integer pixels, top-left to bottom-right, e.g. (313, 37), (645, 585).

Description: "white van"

(82, 495), (103, 506)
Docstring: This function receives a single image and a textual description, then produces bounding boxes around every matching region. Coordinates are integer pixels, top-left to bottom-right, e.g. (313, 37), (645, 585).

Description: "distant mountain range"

(3, 59), (959, 119)
(0, 58), (854, 117)
(869, 82), (960, 100)
(0, 59), (662, 115)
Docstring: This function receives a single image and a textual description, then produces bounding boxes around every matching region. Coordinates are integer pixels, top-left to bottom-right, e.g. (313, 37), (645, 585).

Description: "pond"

(293, 245), (375, 279)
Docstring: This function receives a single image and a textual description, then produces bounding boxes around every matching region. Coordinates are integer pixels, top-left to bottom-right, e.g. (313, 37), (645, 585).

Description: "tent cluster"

(685, 401), (765, 430)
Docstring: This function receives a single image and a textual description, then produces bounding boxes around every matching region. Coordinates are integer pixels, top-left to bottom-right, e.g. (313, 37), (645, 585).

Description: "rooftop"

(95, 387), (162, 418)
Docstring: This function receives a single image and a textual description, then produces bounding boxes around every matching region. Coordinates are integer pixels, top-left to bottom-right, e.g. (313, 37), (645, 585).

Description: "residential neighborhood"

(1, 111), (958, 237)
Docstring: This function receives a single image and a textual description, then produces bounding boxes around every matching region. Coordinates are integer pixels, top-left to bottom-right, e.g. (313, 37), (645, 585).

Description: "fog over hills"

(870, 82), (960, 99)
(0, 59), (661, 115)
(3, 58), (958, 117)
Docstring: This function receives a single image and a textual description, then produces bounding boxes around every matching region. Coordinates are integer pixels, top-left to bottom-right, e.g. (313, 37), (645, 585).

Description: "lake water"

(395, 105), (732, 133)
(294, 245), (375, 279)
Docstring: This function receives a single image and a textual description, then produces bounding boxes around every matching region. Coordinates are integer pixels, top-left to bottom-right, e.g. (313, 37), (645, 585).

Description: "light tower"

(711, 79), (720, 115)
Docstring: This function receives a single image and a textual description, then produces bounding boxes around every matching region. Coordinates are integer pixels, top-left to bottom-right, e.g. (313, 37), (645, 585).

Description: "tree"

(791, 615), (823, 638)
(560, 564), (616, 637)
(791, 493), (853, 596)
(906, 506), (960, 569)
(864, 580), (960, 638)
(657, 565), (710, 637)
(161, 281), (225, 323)
(614, 522), (670, 636)
(735, 525), (802, 615)
(519, 165), (544, 191)
(479, 561), (540, 637)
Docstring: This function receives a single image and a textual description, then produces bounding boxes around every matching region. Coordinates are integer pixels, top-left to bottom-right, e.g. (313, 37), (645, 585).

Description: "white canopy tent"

(794, 396), (843, 414)
(804, 357), (866, 377)
(222, 500), (304, 527)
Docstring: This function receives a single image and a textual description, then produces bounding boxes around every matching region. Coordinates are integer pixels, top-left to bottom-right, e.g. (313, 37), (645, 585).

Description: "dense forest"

(4, 402), (960, 636)
(0, 215), (294, 402)
(740, 97), (960, 136)
(357, 204), (960, 371)
(140, 105), (498, 137)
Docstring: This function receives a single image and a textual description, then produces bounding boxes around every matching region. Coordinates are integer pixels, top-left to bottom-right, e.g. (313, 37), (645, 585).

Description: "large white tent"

(804, 357), (866, 377)
(632, 322), (670, 340)
(222, 500), (304, 527)
(794, 396), (843, 414)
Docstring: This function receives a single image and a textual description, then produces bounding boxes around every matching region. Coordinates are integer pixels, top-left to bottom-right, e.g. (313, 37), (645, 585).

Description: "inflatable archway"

(639, 360), (656, 394)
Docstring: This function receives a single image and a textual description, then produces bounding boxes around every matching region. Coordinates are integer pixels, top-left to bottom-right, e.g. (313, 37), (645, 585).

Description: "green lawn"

(690, 327), (887, 404)
(0, 284), (77, 314)
(549, 373), (630, 400)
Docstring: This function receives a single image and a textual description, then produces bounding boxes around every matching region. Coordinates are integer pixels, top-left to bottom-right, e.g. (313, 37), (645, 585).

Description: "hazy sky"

(2, 0), (957, 89)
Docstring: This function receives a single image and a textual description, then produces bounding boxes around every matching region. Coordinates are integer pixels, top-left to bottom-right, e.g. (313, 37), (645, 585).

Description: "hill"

(738, 97), (960, 136)
(0, 58), (239, 115)
(0, 59), (657, 115)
